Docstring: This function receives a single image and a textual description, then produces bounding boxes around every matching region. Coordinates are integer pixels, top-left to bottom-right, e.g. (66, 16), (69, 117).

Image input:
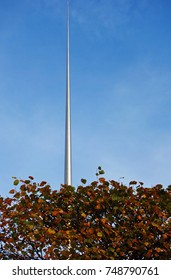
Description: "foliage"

(0, 171), (171, 260)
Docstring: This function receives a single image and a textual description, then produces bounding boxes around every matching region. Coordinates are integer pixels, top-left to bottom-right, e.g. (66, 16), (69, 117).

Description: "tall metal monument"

(64, 0), (72, 185)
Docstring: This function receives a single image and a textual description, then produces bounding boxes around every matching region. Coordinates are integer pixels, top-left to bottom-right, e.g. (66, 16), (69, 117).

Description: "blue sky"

(0, 0), (171, 196)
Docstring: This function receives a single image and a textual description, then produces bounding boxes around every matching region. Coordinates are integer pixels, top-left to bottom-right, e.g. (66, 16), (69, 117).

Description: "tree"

(0, 171), (171, 259)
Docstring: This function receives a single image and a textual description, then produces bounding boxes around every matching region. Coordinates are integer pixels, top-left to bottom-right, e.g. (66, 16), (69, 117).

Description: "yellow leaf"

(28, 225), (34, 230)
(101, 218), (108, 224)
(81, 213), (86, 218)
(155, 247), (162, 253)
(47, 228), (56, 235)
(58, 209), (64, 214)
(97, 232), (103, 237)
(152, 222), (162, 231)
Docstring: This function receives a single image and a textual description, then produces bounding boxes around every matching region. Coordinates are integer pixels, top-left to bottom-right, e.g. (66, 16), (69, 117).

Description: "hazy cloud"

(72, 0), (149, 39)
(25, 0), (64, 17)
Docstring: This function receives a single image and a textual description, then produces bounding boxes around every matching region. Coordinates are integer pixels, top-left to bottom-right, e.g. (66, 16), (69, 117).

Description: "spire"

(64, 0), (72, 185)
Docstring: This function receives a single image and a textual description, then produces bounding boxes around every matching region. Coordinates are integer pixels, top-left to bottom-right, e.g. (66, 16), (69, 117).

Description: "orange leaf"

(162, 234), (168, 239)
(40, 237), (45, 243)
(99, 177), (105, 183)
(52, 211), (59, 216)
(81, 213), (86, 218)
(40, 181), (47, 187)
(38, 198), (43, 203)
(9, 189), (15, 194)
(88, 228), (94, 234)
(155, 247), (162, 253)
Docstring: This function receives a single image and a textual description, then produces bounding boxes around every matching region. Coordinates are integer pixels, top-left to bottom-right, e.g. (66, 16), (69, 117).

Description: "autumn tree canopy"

(0, 168), (171, 260)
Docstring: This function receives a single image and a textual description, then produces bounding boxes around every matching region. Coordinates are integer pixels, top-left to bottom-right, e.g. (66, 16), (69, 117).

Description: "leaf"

(155, 247), (162, 253)
(81, 178), (87, 184)
(25, 180), (31, 184)
(101, 218), (108, 224)
(81, 213), (86, 218)
(9, 189), (15, 194)
(151, 222), (162, 231)
(14, 192), (20, 199)
(99, 177), (105, 183)
(119, 251), (125, 257)
(95, 204), (101, 210)
(13, 179), (19, 186)
(38, 198), (43, 204)
(20, 185), (26, 191)
(40, 181), (47, 186)
(28, 225), (34, 230)
(47, 228), (56, 235)
(88, 228), (94, 234)
(155, 184), (163, 189)
(162, 234), (168, 239)
(97, 232), (103, 237)
(112, 195), (119, 201)
(28, 176), (34, 180)
(167, 185), (171, 191)
(129, 181), (137, 185)
(1, 173), (170, 260)
(52, 211), (59, 216)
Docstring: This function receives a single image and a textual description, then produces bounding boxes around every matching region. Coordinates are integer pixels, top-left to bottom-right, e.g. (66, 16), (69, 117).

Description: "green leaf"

(25, 180), (31, 184)
(112, 195), (119, 201)
(14, 192), (20, 199)
(13, 179), (19, 186)
(167, 185), (171, 191)
(81, 178), (87, 184)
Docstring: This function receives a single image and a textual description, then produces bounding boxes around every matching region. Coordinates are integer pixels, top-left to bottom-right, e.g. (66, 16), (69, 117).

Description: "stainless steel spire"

(64, 0), (72, 185)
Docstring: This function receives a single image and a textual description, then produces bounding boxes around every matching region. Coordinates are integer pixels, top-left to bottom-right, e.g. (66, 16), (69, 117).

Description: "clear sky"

(0, 0), (171, 196)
